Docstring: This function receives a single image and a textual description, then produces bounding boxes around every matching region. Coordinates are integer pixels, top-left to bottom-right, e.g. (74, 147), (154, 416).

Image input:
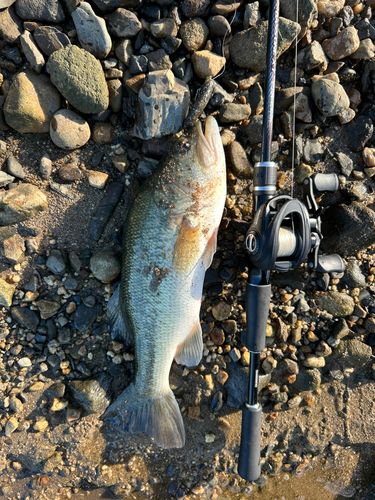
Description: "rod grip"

(246, 283), (272, 352)
(238, 403), (262, 481)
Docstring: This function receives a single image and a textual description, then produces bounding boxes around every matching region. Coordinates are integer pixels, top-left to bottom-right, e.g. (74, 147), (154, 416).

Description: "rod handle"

(238, 403), (262, 482)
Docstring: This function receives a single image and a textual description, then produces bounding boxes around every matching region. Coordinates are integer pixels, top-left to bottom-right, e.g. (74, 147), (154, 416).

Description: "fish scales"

(105, 116), (226, 448)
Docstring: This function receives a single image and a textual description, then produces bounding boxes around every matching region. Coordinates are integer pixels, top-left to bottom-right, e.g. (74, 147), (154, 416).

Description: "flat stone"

(311, 79), (349, 117)
(180, 17), (209, 52)
(90, 250), (121, 282)
(11, 306), (39, 331)
(322, 26), (360, 60)
(0, 171), (15, 187)
(219, 103), (251, 123)
(46, 249), (66, 274)
(106, 8), (142, 38)
(108, 79), (123, 113)
(0, 183), (47, 225)
(69, 373), (112, 414)
(150, 18), (176, 38)
(315, 291), (354, 317)
(50, 109), (91, 150)
(4, 71), (60, 133)
(0, 6), (23, 44)
(16, 0), (65, 22)
(37, 299), (60, 320)
(72, 2), (111, 59)
(58, 164), (83, 182)
(336, 152), (353, 176)
(6, 156), (25, 179)
(212, 301), (231, 321)
(0, 227), (25, 264)
(20, 31), (45, 73)
(133, 70), (189, 140)
(48, 45), (109, 115)
(322, 202), (375, 255)
(34, 26), (71, 56)
(230, 18), (300, 72)
(89, 181), (124, 241)
(0, 278), (15, 307)
(333, 339), (372, 368)
(88, 171), (109, 189)
(294, 368), (321, 392)
(345, 115), (373, 152)
(73, 303), (102, 332)
(226, 141), (252, 179)
(191, 50), (225, 79)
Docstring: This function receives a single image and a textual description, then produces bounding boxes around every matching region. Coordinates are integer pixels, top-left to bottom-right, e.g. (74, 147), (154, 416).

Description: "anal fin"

(107, 285), (134, 346)
(174, 320), (203, 367)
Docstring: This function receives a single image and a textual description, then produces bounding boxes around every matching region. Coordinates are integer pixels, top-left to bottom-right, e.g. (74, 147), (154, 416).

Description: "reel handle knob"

(312, 173), (339, 193)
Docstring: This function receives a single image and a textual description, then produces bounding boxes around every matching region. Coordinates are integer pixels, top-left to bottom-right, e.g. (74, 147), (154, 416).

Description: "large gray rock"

(0, 6), (22, 43)
(106, 8), (141, 38)
(0, 184), (48, 225)
(16, 0), (65, 22)
(34, 26), (71, 56)
(321, 202), (375, 255)
(48, 45), (109, 114)
(280, 0), (318, 28)
(294, 368), (321, 392)
(72, 2), (111, 59)
(333, 339), (372, 369)
(311, 79), (350, 117)
(4, 71), (60, 133)
(315, 291), (354, 317)
(133, 70), (190, 140)
(230, 18), (300, 72)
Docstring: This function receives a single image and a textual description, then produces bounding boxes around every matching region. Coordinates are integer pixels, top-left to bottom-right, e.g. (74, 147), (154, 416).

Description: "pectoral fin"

(174, 319), (203, 367)
(107, 285), (134, 347)
(202, 229), (218, 270)
(173, 218), (202, 274)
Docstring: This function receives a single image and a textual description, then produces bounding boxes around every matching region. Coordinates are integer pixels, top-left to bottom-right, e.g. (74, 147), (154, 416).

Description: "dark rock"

(219, 103), (251, 123)
(181, 0), (210, 17)
(333, 339), (372, 368)
(90, 0), (141, 11)
(321, 202), (375, 255)
(244, 115), (263, 144)
(73, 303), (102, 332)
(341, 181), (367, 202)
(105, 8), (142, 38)
(345, 115), (373, 152)
(226, 141), (252, 179)
(89, 182), (124, 241)
(46, 249), (66, 275)
(294, 367), (321, 392)
(16, 0), (65, 22)
(336, 152), (353, 176)
(34, 26), (70, 56)
(129, 54), (148, 74)
(315, 291), (354, 317)
(69, 373), (112, 414)
(11, 306), (39, 331)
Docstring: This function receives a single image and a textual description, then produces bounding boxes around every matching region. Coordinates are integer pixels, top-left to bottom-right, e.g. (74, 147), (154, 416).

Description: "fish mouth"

(195, 116), (223, 168)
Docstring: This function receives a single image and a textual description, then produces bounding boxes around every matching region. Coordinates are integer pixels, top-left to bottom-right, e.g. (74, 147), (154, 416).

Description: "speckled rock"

(4, 71), (60, 133)
(311, 79), (349, 117)
(230, 18), (301, 72)
(315, 291), (354, 317)
(69, 373), (112, 414)
(181, 0), (210, 17)
(294, 367), (321, 392)
(333, 339), (372, 368)
(0, 278), (15, 307)
(317, 0), (345, 17)
(72, 2), (111, 59)
(50, 109), (91, 150)
(105, 8), (142, 38)
(48, 45), (109, 114)
(219, 103), (251, 123)
(0, 184), (48, 225)
(90, 250), (121, 282)
(15, 0), (65, 22)
(0, 6), (23, 43)
(322, 26), (360, 60)
(180, 18), (209, 52)
(0, 227), (25, 264)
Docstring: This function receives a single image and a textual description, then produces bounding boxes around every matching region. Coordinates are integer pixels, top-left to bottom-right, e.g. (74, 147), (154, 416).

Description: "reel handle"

(316, 253), (345, 273)
(311, 173), (339, 193)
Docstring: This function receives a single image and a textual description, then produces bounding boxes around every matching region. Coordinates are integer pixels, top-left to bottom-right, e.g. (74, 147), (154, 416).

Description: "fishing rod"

(238, 0), (345, 482)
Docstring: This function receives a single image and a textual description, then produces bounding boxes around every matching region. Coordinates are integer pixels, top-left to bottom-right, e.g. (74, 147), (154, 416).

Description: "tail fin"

(103, 384), (185, 449)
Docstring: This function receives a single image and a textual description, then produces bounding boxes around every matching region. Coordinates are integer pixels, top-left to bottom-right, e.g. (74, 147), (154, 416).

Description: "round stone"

(191, 50), (225, 79)
(50, 109), (90, 150)
(90, 250), (121, 282)
(212, 301), (232, 321)
(180, 18), (209, 52)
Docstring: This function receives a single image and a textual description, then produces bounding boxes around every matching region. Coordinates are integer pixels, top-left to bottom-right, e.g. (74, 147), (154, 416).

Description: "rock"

(226, 141), (252, 179)
(303, 138), (324, 164)
(5, 417), (18, 436)
(133, 70), (189, 140)
(219, 103), (251, 124)
(106, 8), (142, 38)
(0, 6), (23, 43)
(244, 2), (261, 28)
(115, 39), (133, 65)
(0, 184), (47, 225)
(345, 115), (373, 152)
(46, 249), (66, 274)
(90, 250), (121, 282)
(0, 171), (15, 187)
(129, 54), (148, 74)
(6, 156), (25, 179)
(336, 152), (353, 176)
(351, 39), (375, 60)
(343, 260), (366, 287)
(9, 395), (23, 413)
(212, 300), (231, 321)
(315, 291), (354, 317)
(191, 50), (226, 79)
(89, 181), (124, 241)
(180, 18), (209, 52)
(11, 306), (39, 331)
(48, 45), (109, 115)
(33, 26), (71, 56)
(58, 164), (83, 182)
(88, 171), (109, 189)
(150, 18), (176, 38)
(333, 339), (372, 368)
(321, 202), (375, 255)
(0, 279), (15, 307)
(37, 299), (60, 320)
(73, 303), (102, 332)
(92, 123), (113, 145)
(16, 0), (65, 22)
(208, 15), (231, 36)
(280, 0), (318, 28)
(69, 373), (112, 414)
(294, 367), (321, 392)
(244, 115), (263, 144)
(302, 355), (325, 368)
(230, 18), (300, 72)
(317, 0), (345, 17)
(0, 227), (25, 264)
(50, 109), (91, 150)
(4, 71), (60, 133)
(181, 0), (210, 17)
(290, 93), (312, 123)
(33, 417), (48, 432)
(40, 154), (53, 180)
(311, 79), (349, 117)
(363, 147), (375, 167)
(72, 2), (111, 59)
(341, 181), (367, 202)
(322, 26), (360, 60)
(108, 79), (123, 113)
(147, 49), (172, 72)
(20, 31), (45, 73)
(297, 40), (328, 71)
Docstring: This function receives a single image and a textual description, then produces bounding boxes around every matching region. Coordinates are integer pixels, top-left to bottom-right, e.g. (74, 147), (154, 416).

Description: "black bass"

(105, 116), (226, 448)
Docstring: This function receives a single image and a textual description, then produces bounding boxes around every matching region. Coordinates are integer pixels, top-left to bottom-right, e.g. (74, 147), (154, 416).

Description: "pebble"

(302, 354), (326, 368)
(322, 26), (360, 60)
(212, 301), (231, 321)
(180, 18), (209, 52)
(210, 326), (225, 345)
(311, 79), (349, 117)
(39, 154), (53, 180)
(6, 156), (25, 179)
(87, 171), (109, 189)
(0, 278), (15, 307)
(92, 123), (113, 145)
(317, 0), (345, 17)
(50, 109), (90, 150)
(5, 417), (18, 437)
(219, 103), (251, 124)
(17, 357), (32, 368)
(20, 30), (45, 73)
(226, 141), (252, 179)
(9, 395), (23, 413)
(216, 370), (229, 385)
(72, 2), (111, 59)
(90, 250), (121, 282)
(16, 0), (65, 22)
(106, 8), (142, 38)
(33, 416), (49, 432)
(46, 249), (66, 274)
(191, 50), (225, 79)
(34, 26), (71, 56)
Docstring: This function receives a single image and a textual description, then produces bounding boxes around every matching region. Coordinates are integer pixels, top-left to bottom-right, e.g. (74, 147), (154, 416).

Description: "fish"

(104, 115), (226, 449)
